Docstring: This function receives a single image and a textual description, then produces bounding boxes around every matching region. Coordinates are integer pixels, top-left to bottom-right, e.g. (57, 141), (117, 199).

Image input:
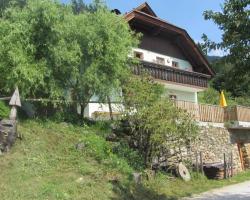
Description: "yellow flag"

(220, 91), (227, 107)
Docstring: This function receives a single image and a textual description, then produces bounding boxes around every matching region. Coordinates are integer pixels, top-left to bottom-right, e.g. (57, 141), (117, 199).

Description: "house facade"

(82, 3), (250, 172)
(126, 3), (215, 103)
(84, 2), (215, 119)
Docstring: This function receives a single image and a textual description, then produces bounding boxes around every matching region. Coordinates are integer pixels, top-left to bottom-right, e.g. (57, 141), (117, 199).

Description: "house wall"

(166, 89), (197, 103)
(84, 93), (123, 119)
(132, 47), (193, 72)
(160, 82), (202, 103)
(84, 103), (123, 119)
(139, 31), (187, 61)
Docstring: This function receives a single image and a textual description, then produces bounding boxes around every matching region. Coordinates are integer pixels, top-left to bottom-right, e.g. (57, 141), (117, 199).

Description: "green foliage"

(0, 0), (26, 17)
(199, 87), (250, 107)
(123, 74), (165, 110)
(70, 8), (139, 115)
(0, 0), (138, 117)
(234, 96), (250, 107)
(0, 100), (10, 119)
(122, 75), (198, 166)
(210, 59), (250, 97)
(203, 0), (249, 67)
(71, 0), (87, 14)
(71, 0), (105, 14)
(203, 0), (250, 97)
(0, 0), (77, 99)
(113, 142), (144, 171)
(198, 87), (220, 105)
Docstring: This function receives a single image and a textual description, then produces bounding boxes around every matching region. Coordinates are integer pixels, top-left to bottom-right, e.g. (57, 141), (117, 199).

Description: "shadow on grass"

(111, 181), (177, 200)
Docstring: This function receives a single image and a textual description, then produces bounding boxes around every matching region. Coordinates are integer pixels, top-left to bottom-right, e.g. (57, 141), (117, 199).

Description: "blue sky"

(61, 0), (226, 56)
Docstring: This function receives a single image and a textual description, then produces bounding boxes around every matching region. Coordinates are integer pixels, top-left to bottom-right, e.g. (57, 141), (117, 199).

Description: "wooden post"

(9, 87), (21, 120)
(224, 153), (227, 179)
(237, 142), (245, 171)
(200, 152), (203, 175)
(231, 152), (233, 177)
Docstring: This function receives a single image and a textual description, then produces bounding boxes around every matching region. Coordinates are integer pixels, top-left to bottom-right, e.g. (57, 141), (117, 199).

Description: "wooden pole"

(200, 152), (203, 175)
(107, 96), (114, 121)
(231, 152), (233, 177)
(224, 153), (227, 179)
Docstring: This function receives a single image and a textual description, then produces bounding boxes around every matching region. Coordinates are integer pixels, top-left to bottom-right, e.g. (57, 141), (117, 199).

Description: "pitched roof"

(124, 3), (215, 76)
(133, 2), (157, 17)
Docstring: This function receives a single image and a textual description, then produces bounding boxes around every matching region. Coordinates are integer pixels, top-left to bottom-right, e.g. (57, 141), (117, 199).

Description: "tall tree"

(0, 0), (138, 118)
(70, 9), (138, 116)
(203, 0), (250, 96)
(71, 0), (87, 14)
(71, 0), (105, 14)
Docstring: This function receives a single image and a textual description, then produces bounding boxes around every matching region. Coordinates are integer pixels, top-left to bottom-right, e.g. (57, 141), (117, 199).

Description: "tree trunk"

(107, 96), (114, 121)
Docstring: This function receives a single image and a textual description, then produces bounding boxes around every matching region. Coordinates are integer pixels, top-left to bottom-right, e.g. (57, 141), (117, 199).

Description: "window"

(169, 95), (177, 101)
(156, 57), (165, 65)
(134, 51), (144, 60)
(172, 61), (179, 68)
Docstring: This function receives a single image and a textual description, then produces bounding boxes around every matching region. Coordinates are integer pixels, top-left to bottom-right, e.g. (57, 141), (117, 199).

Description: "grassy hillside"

(0, 120), (250, 200)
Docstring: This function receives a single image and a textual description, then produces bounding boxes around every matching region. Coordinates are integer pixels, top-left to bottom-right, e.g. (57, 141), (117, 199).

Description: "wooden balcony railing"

(132, 61), (211, 88)
(174, 100), (250, 123)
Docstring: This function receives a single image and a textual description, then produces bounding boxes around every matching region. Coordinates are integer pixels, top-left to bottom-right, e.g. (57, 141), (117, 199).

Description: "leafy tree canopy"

(0, 0), (138, 117)
(202, 0), (250, 97)
(203, 0), (249, 68)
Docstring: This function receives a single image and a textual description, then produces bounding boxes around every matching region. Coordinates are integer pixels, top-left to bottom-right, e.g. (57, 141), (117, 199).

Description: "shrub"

(122, 75), (198, 167)
(0, 100), (10, 119)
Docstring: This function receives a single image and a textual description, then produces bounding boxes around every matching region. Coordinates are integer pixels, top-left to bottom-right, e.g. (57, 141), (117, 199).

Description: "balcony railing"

(174, 100), (250, 124)
(132, 61), (211, 88)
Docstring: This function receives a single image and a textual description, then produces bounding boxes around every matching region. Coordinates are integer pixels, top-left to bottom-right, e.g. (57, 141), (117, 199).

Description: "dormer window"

(156, 57), (165, 65)
(134, 51), (144, 60)
(172, 61), (179, 68)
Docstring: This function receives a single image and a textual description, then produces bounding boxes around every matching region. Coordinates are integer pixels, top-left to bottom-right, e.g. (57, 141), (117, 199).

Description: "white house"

(84, 2), (215, 119)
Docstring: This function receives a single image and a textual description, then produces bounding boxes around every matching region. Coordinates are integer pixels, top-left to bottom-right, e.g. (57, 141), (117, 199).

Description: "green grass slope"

(0, 120), (132, 200)
(0, 120), (250, 200)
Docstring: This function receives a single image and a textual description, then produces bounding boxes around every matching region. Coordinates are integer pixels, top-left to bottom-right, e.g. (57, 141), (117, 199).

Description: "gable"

(134, 2), (157, 17)
(125, 3), (215, 76)
(139, 31), (188, 60)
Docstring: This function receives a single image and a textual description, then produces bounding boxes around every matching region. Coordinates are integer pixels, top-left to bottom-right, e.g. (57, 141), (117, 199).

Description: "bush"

(122, 75), (198, 167)
(198, 87), (219, 105)
(0, 100), (10, 119)
(198, 87), (250, 107)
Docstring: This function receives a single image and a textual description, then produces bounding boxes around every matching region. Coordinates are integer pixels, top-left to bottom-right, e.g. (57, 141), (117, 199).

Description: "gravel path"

(183, 181), (250, 200)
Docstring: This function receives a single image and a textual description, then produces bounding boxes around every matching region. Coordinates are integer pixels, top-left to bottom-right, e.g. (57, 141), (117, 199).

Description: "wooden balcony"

(132, 61), (211, 88)
(174, 100), (250, 124)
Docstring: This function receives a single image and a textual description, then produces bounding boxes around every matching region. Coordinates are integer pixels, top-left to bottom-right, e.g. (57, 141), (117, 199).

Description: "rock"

(133, 172), (142, 184)
(75, 143), (85, 151)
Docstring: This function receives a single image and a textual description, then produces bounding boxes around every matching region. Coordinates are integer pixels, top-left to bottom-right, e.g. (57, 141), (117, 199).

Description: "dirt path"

(183, 181), (250, 200)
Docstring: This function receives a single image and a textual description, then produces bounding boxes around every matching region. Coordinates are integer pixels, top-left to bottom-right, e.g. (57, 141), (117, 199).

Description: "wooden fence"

(174, 100), (250, 123)
(225, 106), (250, 122)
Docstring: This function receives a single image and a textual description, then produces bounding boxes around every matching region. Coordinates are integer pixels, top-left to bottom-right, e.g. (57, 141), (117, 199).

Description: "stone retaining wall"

(189, 125), (250, 173)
